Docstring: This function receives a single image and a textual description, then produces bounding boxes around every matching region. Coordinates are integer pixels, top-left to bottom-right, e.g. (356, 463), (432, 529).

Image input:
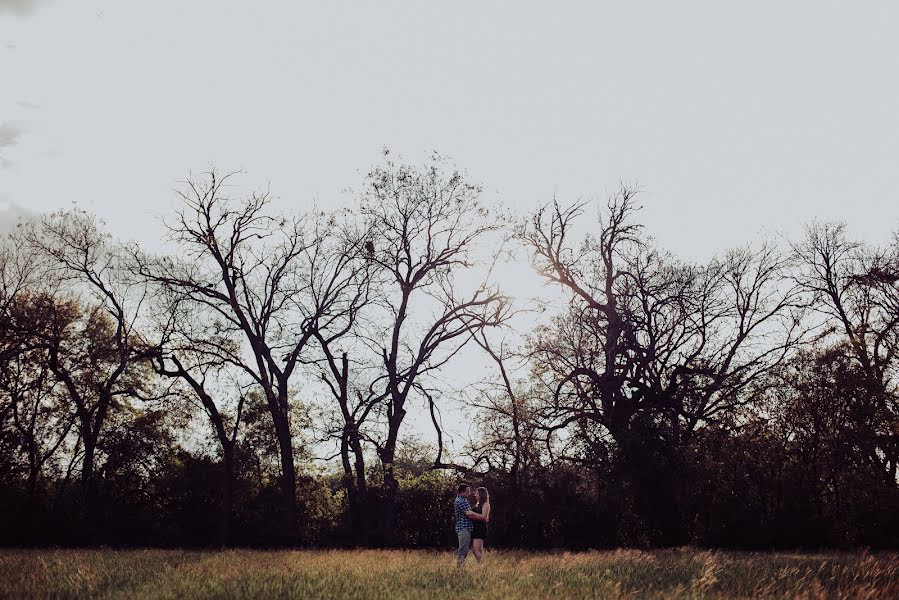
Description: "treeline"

(1, 155), (897, 549)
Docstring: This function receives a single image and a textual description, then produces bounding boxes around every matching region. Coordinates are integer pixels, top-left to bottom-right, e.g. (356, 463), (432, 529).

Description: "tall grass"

(1, 549), (896, 599)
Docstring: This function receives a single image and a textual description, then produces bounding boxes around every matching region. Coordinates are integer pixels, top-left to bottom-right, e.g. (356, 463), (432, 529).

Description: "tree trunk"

(271, 408), (298, 542)
(380, 459), (398, 547)
(508, 464), (522, 546)
(25, 444), (39, 498)
(378, 416), (402, 547)
(78, 428), (100, 543)
(618, 431), (684, 547)
(339, 434), (360, 542)
(350, 433), (368, 544)
(340, 435), (372, 546)
(220, 443), (235, 547)
(340, 429), (369, 546)
(81, 431), (95, 492)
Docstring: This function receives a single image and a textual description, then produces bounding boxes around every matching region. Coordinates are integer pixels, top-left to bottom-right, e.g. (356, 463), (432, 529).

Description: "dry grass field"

(1, 548), (897, 599)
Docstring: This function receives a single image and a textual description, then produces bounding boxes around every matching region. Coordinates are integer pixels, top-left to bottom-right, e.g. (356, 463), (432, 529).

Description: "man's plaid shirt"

(454, 495), (474, 532)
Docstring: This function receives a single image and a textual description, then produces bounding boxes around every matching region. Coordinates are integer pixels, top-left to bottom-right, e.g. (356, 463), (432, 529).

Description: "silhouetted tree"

(0, 159), (896, 550)
(0, 344), (74, 498)
(135, 287), (251, 546)
(133, 171), (368, 541)
(521, 189), (804, 544)
(17, 210), (148, 519)
(358, 154), (510, 544)
(795, 222), (899, 483)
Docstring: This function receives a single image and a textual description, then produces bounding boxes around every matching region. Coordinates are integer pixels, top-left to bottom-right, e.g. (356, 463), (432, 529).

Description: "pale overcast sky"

(3, 1), (898, 254)
(3, 0), (899, 453)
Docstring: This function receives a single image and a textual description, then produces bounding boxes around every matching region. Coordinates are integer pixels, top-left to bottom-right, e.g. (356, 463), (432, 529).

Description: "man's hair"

(457, 483), (470, 493)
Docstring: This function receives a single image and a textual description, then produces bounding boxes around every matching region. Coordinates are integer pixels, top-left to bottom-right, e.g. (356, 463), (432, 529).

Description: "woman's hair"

(476, 487), (489, 505)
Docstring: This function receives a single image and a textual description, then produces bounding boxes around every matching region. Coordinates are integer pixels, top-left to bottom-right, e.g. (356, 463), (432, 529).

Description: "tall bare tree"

(794, 222), (899, 482)
(310, 255), (376, 544)
(136, 287), (250, 545)
(17, 210), (148, 500)
(357, 154), (510, 543)
(522, 189), (804, 543)
(134, 171), (370, 540)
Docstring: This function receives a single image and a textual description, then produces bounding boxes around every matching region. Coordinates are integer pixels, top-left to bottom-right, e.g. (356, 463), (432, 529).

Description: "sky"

(3, 0), (899, 457)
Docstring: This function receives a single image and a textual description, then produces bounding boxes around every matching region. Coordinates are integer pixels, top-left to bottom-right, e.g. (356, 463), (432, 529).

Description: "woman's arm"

(482, 503), (490, 523)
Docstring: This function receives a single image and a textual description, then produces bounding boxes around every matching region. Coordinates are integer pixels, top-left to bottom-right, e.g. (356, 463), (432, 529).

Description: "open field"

(1, 548), (897, 599)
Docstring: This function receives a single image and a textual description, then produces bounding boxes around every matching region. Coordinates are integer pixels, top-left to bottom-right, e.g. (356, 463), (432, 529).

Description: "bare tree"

(794, 222), (899, 482)
(0, 232), (42, 364)
(17, 210), (148, 501)
(137, 288), (249, 545)
(309, 251), (376, 544)
(356, 154), (510, 544)
(470, 333), (540, 484)
(521, 189), (804, 543)
(0, 347), (75, 498)
(133, 171), (369, 540)
(465, 331), (546, 543)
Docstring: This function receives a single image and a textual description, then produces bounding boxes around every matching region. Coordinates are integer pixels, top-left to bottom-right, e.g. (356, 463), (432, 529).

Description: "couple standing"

(453, 483), (490, 567)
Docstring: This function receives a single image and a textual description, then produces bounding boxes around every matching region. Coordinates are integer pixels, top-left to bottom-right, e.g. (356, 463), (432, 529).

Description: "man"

(454, 482), (487, 567)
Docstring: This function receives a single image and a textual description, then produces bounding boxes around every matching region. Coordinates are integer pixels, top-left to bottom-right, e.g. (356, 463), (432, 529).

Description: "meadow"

(1, 548), (897, 599)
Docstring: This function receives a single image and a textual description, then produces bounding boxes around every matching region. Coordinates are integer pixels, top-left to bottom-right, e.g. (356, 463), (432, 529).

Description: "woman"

(471, 486), (490, 562)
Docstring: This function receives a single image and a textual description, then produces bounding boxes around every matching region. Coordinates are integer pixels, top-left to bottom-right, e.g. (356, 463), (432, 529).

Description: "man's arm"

(465, 510), (487, 522)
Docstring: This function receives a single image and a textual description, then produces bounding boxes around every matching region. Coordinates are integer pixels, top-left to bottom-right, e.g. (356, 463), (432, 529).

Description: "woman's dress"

(472, 504), (488, 541)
